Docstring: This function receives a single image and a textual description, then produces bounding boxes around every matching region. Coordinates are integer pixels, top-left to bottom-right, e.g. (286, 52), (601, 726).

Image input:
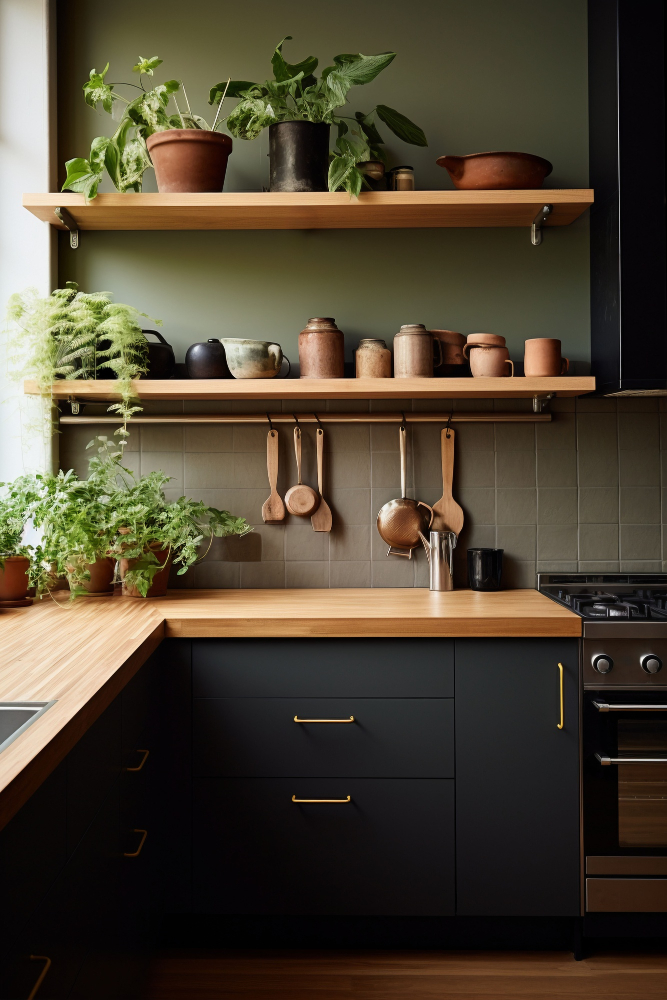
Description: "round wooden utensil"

(431, 427), (465, 535)
(285, 426), (320, 517)
(311, 427), (333, 532)
(261, 428), (286, 523)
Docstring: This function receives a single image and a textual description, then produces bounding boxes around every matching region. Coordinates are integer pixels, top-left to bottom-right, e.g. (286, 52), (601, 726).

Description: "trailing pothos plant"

(0, 478), (34, 566)
(62, 56), (231, 201)
(209, 37), (427, 196)
(7, 282), (154, 445)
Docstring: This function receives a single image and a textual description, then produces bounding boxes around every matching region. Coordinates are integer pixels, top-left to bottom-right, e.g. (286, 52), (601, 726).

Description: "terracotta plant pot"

(463, 343), (514, 378)
(0, 555), (30, 602)
(146, 130), (232, 193)
(436, 151), (553, 190)
(120, 545), (172, 598)
(523, 338), (569, 377)
(66, 557), (115, 595)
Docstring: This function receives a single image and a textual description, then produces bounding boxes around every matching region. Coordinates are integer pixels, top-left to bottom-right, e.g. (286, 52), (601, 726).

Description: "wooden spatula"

(311, 427), (333, 532)
(261, 428), (286, 523)
(431, 427), (464, 535)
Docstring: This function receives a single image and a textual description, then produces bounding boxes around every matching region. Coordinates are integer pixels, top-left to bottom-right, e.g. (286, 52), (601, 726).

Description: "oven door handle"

(596, 753), (667, 765)
(593, 700), (667, 712)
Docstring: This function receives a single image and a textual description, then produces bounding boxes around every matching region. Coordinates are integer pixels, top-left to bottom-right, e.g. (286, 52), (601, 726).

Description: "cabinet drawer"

(193, 698), (453, 777)
(193, 639), (453, 698)
(192, 778), (454, 915)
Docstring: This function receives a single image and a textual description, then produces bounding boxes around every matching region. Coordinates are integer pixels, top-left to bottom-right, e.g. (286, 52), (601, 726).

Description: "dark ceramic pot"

(144, 331), (176, 379)
(269, 122), (330, 192)
(185, 339), (231, 379)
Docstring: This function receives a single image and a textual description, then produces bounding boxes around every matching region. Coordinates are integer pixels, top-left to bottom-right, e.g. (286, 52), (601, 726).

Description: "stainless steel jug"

(419, 530), (457, 591)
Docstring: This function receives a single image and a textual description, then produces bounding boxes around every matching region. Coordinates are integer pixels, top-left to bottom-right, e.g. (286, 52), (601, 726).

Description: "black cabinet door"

(193, 698), (454, 777)
(66, 696), (121, 855)
(193, 778), (454, 916)
(455, 638), (580, 916)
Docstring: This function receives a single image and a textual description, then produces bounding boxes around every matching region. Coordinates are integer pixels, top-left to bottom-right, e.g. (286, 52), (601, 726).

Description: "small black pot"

(144, 330), (176, 379)
(467, 548), (504, 591)
(269, 121), (330, 192)
(185, 339), (231, 379)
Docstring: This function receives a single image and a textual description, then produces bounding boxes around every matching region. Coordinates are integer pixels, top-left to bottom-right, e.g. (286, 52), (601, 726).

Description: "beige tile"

(496, 450), (536, 488)
(453, 398), (493, 412)
(328, 489), (371, 525)
(550, 397), (576, 412)
(140, 424), (184, 452)
(369, 397), (409, 412)
(285, 525), (329, 561)
(537, 524), (578, 561)
(620, 524), (661, 561)
(578, 449), (619, 488)
(620, 560), (662, 572)
(205, 531), (262, 562)
(537, 450), (578, 487)
(371, 557), (415, 587)
(140, 451), (183, 489)
(619, 450), (660, 487)
(184, 423), (234, 452)
(538, 488), (578, 524)
(327, 398), (370, 413)
(620, 487), (660, 524)
(536, 413), (576, 450)
(618, 411), (660, 450)
(183, 399), (233, 414)
(454, 423), (495, 451)
(492, 398), (532, 413)
(501, 559), (537, 589)
(324, 423), (370, 451)
(371, 449), (410, 489)
(184, 453), (235, 489)
(495, 423), (535, 451)
(412, 397), (454, 412)
(496, 525), (536, 561)
(232, 398), (275, 414)
(370, 422), (404, 451)
(233, 424), (269, 453)
(537, 561), (578, 572)
(576, 397), (616, 412)
(240, 562), (285, 588)
(192, 561), (240, 588)
(579, 487), (619, 523)
(579, 523), (619, 561)
(578, 561), (620, 572)
(330, 524), (371, 561)
(577, 413), (618, 452)
(247, 523), (285, 561)
(496, 489), (536, 524)
(330, 561), (371, 587)
(455, 449), (496, 488)
(458, 488), (496, 523)
(617, 398), (659, 413)
(329, 449), (371, 489)
(661, 413), (667, 446)
(185, 488), (269, 524)
(286, 561), (329, 588)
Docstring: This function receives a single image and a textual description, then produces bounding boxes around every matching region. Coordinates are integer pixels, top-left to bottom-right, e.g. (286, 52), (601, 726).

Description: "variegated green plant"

(209, 38), (427, 196)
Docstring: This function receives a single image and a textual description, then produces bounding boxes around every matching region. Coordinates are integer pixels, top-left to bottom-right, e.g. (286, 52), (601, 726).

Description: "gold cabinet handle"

(124, 749), (149, 772)
(557, 663), (564, 730)
(27, 955), (51, 1000)
(124, 828), (148, 857)
(292, 795), (351, 804)
(294, 716), (354, 723)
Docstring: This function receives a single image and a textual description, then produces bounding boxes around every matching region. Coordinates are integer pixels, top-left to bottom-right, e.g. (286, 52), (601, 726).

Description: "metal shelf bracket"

(531, 204), (552, 246)
(54, 206), (79, 249)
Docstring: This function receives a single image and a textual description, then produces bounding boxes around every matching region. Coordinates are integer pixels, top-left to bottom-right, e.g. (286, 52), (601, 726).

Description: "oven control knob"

(592, 654), (614, 674)
(641, 654), (663, 674)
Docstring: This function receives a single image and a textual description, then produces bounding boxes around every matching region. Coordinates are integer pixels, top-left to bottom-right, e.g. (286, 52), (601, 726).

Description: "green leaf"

(328, 153), (355, 192)
(83, 63), (114, 113)
(355, 111), (384, 146)
(208, 80), (257, 105)
(271, 36), (293, 82)
(375, 105), (428, 146)
(61, 156), (102, 202)
(133, 56), (163, 76)
(331, 51), (396, 85)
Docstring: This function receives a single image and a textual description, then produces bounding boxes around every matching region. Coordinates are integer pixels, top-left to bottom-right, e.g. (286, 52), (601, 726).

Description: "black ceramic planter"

(269, 121), (330, 192)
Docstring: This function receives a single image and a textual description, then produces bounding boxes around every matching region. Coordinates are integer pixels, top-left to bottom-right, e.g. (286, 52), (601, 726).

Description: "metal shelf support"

(531, 204), (552, 246)
(54, 206), (79, 249)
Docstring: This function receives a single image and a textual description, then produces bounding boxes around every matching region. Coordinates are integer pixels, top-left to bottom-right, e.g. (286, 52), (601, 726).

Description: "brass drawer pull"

(292, 795), (351, 804)
(28, 955), (51, 1000)
(557, 663), (564, 730)
(294, 716), (355, 723)
(124, 749), (149, 772)
(124, 828), (148, 857)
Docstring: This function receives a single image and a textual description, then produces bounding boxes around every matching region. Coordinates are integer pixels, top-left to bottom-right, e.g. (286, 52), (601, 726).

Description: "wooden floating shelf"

(23, 190), (593, 231)
(25, 377), (595, 402)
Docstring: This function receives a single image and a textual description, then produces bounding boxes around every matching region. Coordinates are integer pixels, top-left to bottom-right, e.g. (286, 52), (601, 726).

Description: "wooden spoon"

(261, 428), (286, 523)
(285, 426), (320, 517)
(311, 427), (333, 532)
(431, 427), (464, 534)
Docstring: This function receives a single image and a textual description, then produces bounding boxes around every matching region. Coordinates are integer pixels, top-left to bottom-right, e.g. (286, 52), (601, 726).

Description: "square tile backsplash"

(59, 396), (667, 589)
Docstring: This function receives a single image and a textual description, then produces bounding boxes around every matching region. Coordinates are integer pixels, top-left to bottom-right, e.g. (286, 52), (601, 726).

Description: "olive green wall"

(57, 0), (590, 369)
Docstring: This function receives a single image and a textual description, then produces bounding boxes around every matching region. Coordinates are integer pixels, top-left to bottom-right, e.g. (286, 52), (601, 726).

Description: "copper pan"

(376, 422), (433, 558)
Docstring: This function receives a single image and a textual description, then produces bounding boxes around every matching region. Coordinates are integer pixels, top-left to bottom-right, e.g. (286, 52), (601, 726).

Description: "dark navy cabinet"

(455, 638), (580, 916)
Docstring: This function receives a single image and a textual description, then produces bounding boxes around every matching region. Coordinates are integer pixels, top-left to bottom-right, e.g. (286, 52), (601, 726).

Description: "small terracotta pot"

(120, 545), (172, 598)
(0, 555), (30, 601)
(463, 344), (514, 378)
(298, 318), (345, 379)
(523, 338), (569, 377)
(66, 557), (115, 595)
(146, 130), (232, 193)
(466, 332), (506, 348)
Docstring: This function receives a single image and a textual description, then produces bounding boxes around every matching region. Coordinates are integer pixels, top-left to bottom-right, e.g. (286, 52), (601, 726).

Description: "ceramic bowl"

(220, 338), (289, 379)
(436, 151), (553, 190)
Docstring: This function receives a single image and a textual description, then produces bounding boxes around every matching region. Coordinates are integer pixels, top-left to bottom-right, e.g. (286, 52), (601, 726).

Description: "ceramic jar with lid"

(355, 339), (391, 378)
(298, 317), (345, 378)
(393, 324), (443, 378)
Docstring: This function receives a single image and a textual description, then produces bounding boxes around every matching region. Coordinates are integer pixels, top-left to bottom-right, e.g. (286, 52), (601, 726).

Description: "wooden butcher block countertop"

(0, 588), (579, 829)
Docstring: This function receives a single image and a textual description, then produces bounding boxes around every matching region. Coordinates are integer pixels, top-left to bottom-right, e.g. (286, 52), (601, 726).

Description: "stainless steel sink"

(0, 701), (56, 754)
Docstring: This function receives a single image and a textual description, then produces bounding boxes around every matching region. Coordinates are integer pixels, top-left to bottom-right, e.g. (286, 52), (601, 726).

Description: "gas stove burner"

(542, 577), (667, 622)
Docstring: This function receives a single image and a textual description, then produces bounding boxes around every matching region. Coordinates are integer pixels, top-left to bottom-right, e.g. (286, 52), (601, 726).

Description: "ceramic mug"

(462, 343), (514, 377)
(523, 338), (569, 376)
(220, 338), (290, 379)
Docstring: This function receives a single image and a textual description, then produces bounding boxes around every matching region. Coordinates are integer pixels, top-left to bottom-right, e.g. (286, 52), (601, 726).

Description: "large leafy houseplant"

(209, 37), (427, 196)
(63, 57), (232, 201)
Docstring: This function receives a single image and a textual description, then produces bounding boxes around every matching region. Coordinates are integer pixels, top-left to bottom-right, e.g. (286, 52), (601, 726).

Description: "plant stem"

(173, 96), (185, 128)
(211, 77), (230, 131)
(182, 84), (192, 115)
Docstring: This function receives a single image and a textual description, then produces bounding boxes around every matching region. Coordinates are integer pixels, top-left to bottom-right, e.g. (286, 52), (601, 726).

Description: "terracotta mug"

(463, 343), (514, 378)
(523, 338), (569, 376)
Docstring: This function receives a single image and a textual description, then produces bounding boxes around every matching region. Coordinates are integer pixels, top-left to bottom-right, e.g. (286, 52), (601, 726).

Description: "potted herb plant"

(209, 38), (427, 195)
(0, 482), (32, 604)
(63, 57), (233, 199)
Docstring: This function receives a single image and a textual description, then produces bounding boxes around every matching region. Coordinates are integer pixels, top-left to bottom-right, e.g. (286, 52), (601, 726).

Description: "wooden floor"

(143, 950), (667, 999)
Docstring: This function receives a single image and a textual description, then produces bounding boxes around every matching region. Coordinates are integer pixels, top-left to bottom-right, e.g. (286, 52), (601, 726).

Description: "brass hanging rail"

(59, 410), (551, 424)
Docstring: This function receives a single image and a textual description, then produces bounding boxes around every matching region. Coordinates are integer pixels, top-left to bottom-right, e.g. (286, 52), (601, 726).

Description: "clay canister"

(431, 329), (467, 376)
(393, 324), (442, 378)
(523, 338), (569, 376)
(463, 343), (514, 378)
(355, 339), (391, 378)
(298, 318), (345, 379)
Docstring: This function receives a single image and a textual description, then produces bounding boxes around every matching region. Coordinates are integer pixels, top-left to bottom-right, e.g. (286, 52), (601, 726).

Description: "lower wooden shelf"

(25, 376), (595, 402)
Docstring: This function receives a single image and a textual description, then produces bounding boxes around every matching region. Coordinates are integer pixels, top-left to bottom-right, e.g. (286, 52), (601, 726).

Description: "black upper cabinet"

(455, 638), (580, 917)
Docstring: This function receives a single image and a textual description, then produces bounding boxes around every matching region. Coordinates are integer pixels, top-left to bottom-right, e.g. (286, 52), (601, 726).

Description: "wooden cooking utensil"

(285, 426), (320, 517)
(431, 427), (465, 534)
(311, 427), (333, 532)
(261, 428), (285, 523)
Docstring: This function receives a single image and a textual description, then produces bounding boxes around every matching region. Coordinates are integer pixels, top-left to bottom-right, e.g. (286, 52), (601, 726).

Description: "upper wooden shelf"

(25, 377), (595, 401)
(23, 190), (593, 231)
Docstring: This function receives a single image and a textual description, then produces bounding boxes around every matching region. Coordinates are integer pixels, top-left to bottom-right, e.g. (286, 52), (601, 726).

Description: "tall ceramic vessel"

(298, 318), (345, 378)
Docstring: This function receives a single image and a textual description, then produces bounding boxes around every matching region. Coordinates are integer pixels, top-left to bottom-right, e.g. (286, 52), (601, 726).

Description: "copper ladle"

(376, 420), (433, 558)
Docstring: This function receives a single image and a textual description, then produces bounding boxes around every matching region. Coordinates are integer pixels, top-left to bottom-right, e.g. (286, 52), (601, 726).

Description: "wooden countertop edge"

(163, 616), (581, 638)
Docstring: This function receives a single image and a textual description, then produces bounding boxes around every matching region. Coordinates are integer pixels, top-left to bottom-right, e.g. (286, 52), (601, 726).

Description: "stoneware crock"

(393, 325), (444, 378)
(146, 130), (232, 193)
(355, 339), (392, 378)
(436, 151), (553, 190)
(298, 318), (345, 379)
(220, 339), (290, 379)
(523, 338), (569, 376)
(463, 343), (514, 378)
